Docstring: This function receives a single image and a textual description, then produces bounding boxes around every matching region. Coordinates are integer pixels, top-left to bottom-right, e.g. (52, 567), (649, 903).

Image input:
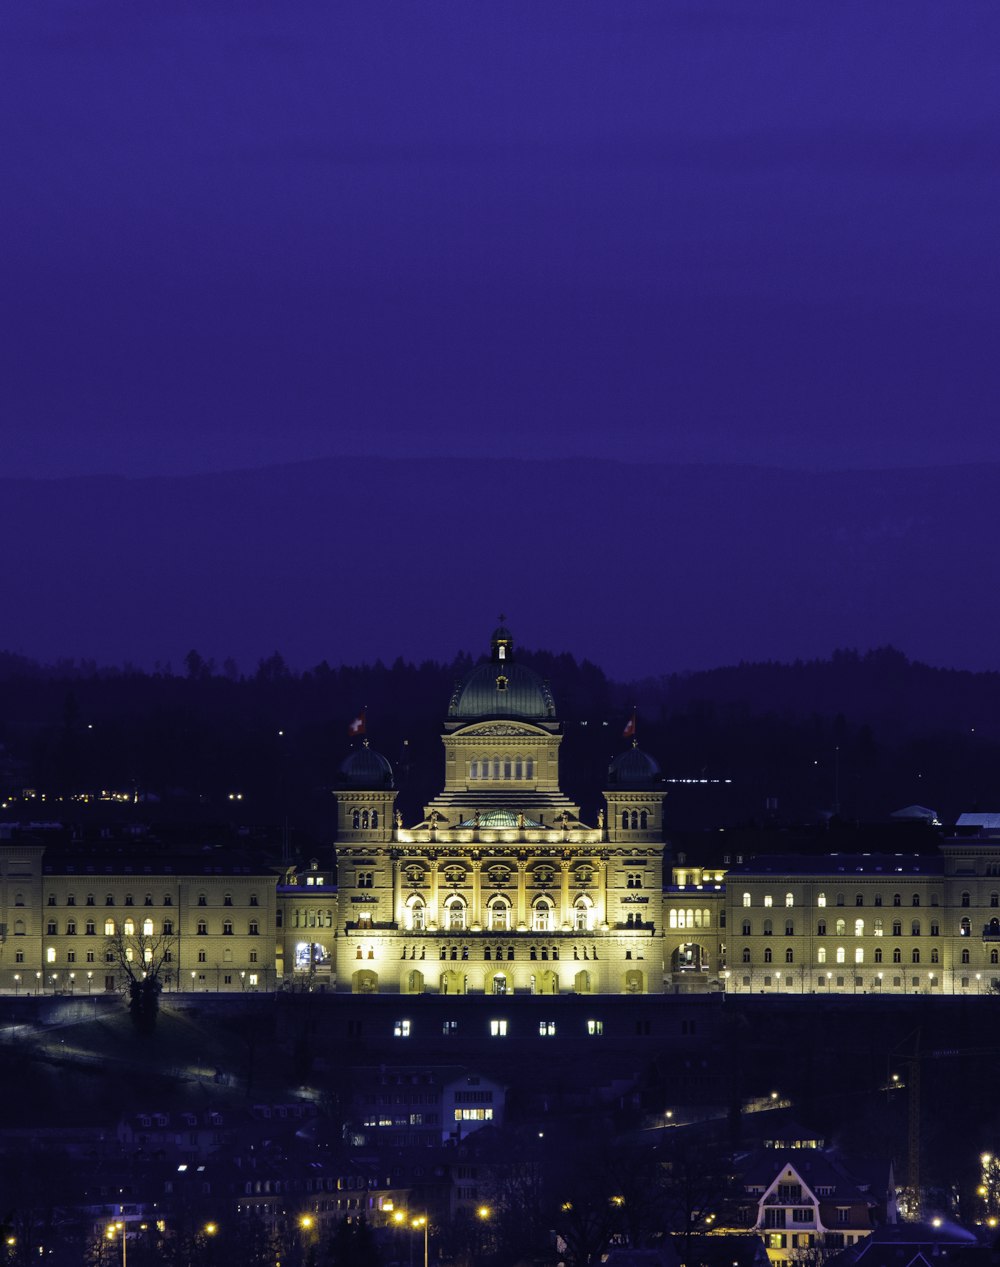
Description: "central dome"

(448, 623), (555, 720)
(449, 661), (555, 720)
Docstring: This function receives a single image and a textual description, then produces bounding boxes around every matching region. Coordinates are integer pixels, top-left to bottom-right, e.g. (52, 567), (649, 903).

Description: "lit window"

(123, 919), (135, 936)
(46, 947), (56, 964)
(105, 919), (116, 936)
(539, 1020), (555, 1036)
(817, 893), (827, 908)
(394, 1019), (411, 1038)
(785, 893), (794, 907)
(490, 1019), (508, 1037)
(587, 1019), (603, 1036)
(143, 918), (154, 936)
(764, 895), (773, 908)
(743, 893), (751, 908)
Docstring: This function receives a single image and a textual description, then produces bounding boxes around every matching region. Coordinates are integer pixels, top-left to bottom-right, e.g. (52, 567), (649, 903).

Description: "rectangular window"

(198, 951), (207, 963)
(442, 1020), (458, 1036)
(587, 1019), (603, 1036)
(394, 1020), (411, 1038)
(539, 1020), (555, 1036)
(490, 1019), (508, 1037)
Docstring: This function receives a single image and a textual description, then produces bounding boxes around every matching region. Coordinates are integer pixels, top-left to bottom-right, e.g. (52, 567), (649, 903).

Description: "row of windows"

(403, 894), (594, 933)
(469, 758), (535, 780)
(668, 909), (712, 929)
(36, 892), (260, 907)
(737, 945), (1000, 966)
(350, 811), (379, 830)
(742, 916), (991, 937)
(743, 891), (943, 909)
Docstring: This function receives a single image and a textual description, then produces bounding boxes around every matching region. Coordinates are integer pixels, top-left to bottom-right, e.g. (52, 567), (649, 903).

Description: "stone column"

(392, 855), (402, 927)
(430, 855), (439, 928)
(560, 858), (571, 929)
(472, 859), (482, 929)
(517, 861), (528, 928)
(599, 857), (609, 928)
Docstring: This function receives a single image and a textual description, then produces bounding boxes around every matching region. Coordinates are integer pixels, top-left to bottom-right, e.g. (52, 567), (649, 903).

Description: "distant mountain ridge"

(0, 456), (996, 678)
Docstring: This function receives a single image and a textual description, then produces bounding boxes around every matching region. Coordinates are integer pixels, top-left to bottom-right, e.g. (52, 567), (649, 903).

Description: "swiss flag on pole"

(348, 710), (366, 736)
(623, 710), (637, 739)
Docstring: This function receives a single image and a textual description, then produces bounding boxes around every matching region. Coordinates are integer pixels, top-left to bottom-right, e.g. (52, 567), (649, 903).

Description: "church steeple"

(491, 616), (513, 664)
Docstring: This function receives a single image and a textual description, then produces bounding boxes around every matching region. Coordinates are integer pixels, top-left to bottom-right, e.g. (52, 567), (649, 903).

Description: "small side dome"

(337, 740), (394, 789)
(608, 743), (662, 787)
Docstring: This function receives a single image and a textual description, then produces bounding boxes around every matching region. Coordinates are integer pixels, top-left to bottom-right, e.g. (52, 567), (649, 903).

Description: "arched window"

(836, 893), (845, 907)
(741, 948), (750, 963)
(912, 948), (920, 964)
(785, 893), (794, 907)
(836, 947), (845, 964)
(992, 893), (1000, 908)
(892, 920), (902, 936)
(893, 947), (902, 963)
(742, 893), (751, 908)
(764, 895), (773, 908)
(817, 919), (826, 935)
(223, 920), (233, 935)
(742, 920), (751, 936)
(785, 947), (794, 964)
(855, 919), (864, 937)
(931, 948), (939, 964)
(630, 811), (639, 830)
(640, 810), (648, 829)
(785, 919), (794, 936)
(855, 948), (864, 964)
(855, 894), (864, 906)
(817, 892), (827, 908)
(763, 947), (772, 964)
(817, 947), (827, 964)
(142, 918), (154, 936)
(991, 949), (999, 965)
(361, 810), (369, 830)
(123, 918), (135, 936)
(105, 918), (116, 936)
(106, 894), (114, 906)
(352, 809), (360, 828)
(874, 917), (883, 935)
(533, 899), (553, 932)
(961, 891), (971, 907)
(574, 896), (591, 932)
(489, 897), (511, 932)
(911, 920), (920, 936)
(893, 893), (901, 906)
(408, 897), (425, 931)
(762, 919), (772, 936)
(445, 897), (466, 932)
(874, 947), (883, 963)
(622, 811), (628, 830)
(912, 894), (920, 906)
(835, 919), (846, 935)
(526, 759), (534, 779)
(961, 948), (970, 964)
(372, 810), (378, 829)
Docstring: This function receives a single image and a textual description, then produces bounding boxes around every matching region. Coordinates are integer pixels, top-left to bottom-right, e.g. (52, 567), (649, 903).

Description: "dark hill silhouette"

(0, 457), (998, 679)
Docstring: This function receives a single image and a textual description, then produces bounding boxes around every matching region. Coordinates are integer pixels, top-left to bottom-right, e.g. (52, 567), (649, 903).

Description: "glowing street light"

(412, 1215), (428, 1267)
(106, 1220), (126, 1267)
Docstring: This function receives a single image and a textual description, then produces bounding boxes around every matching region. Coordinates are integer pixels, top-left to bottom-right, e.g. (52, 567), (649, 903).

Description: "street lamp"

(106, 1220), (126, 1267)
(412, 1215), (428, 1267)
(13, 975), (19, 997)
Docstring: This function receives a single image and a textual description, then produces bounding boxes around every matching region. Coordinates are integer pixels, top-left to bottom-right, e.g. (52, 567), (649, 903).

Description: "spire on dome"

(491, 616), (513, 664)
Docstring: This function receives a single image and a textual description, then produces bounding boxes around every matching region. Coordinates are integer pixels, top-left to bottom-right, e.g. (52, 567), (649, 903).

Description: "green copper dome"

(448, 623), (555, 720)
(337, 741), (394, 789)
(608, 744), (662, 787)
(458, 809), (547, 828)
(449, 661), (555, 720)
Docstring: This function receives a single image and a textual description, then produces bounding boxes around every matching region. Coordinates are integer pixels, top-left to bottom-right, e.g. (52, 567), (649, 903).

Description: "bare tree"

(105, 920), (175, 1033)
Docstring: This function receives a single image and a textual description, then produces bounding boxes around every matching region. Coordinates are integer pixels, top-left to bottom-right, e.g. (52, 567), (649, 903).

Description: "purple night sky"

(2, 3), (999, 675)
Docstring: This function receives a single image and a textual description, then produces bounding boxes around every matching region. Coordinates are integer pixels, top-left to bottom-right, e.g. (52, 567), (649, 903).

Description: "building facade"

(330, 624), (673, 995)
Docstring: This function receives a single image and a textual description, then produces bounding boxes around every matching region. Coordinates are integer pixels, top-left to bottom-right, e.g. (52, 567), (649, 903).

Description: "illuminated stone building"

(330, 624), (674, 995)
(723, 835), (1000, 995)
